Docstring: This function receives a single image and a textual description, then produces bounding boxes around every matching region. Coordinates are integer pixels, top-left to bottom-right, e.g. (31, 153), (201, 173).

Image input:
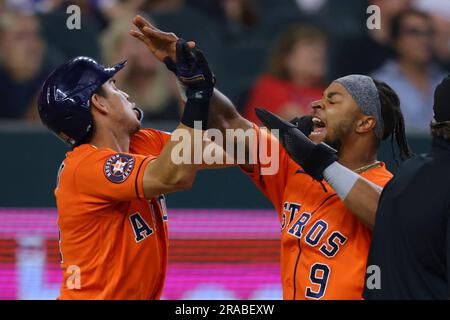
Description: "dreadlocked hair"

(373, 79), (413, 166)
(430, 119), (450, 141)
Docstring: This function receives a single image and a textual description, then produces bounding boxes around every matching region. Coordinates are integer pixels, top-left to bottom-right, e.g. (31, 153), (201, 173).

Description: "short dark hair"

(93, 85), (107, 98)
(390, 9), (432, 42)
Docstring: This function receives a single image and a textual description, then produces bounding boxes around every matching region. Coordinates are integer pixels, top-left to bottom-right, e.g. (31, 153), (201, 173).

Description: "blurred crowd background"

(1, 0), (449, 300)
(0, 0), (450, 133)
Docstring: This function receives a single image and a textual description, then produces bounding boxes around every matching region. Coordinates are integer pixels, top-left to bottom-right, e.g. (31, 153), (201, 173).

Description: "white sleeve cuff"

(323, 162), (360, 200)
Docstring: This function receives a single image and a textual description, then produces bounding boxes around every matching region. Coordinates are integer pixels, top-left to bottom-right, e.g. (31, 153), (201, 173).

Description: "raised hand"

(129, 15), (195, 62)
(290, 116), (314, 137)
(171, 40), (216, 102)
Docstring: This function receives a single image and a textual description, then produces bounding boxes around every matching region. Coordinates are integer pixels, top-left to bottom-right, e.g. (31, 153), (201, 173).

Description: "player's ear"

(90, 92), (109, 116)
(355, 116), (377, 134)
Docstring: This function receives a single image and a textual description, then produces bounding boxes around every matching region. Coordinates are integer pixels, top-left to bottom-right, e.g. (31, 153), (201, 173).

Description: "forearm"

(209, 89), (256, 167)
(342, 179), (382, 228)
(178, 84), (252, 133)
(209, 89), (252, 131)
(323, 162), (382, 229)
(142, 123), (200, 198)
(175, 83), (255, 167)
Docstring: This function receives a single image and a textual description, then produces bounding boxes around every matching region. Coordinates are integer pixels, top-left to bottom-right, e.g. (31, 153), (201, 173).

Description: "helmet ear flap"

(54, 98), (94, 147)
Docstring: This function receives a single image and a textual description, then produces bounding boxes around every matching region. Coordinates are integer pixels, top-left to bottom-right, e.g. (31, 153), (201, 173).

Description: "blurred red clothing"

(244, 75), (325, 124)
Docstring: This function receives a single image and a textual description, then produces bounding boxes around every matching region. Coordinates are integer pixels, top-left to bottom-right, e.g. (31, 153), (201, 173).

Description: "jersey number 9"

(305, 263), (330, 299)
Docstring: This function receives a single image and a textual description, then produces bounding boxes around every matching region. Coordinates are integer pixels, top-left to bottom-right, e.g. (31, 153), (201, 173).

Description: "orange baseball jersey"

(243, 125), (393, 300)
(55, 128), (171, 299)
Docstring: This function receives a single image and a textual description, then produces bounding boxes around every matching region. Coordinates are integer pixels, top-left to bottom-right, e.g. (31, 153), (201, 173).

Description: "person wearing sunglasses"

(371, 8), (447, 133)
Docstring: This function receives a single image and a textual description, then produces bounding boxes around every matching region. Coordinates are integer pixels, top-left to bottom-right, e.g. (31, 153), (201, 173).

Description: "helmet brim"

(103, 60), (127, 78)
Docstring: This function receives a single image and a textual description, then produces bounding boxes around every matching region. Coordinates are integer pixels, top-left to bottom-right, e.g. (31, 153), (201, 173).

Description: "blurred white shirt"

(372, 60), (447, 133)
(414, 0), (450, 20)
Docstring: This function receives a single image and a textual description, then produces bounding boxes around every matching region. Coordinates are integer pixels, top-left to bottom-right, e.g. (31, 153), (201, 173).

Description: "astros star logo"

(104, 154), (135, 183)
(112, 159), (127, 174)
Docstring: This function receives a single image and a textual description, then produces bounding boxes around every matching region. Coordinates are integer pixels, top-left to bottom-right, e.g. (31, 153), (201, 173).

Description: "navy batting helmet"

(37, 56), (127, 147)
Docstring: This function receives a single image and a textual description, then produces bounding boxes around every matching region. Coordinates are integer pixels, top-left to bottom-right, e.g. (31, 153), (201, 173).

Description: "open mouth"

(133, 106), (143, 122)
(311, 117), (326, 135)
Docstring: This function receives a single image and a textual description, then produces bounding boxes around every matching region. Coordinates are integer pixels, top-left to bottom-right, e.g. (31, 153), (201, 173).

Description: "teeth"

(312, 117), (325, 127)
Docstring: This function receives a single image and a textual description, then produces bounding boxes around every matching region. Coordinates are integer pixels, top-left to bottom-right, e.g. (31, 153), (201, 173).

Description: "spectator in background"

(101, 16), (181, 120)
(0, 0), (62, 14)
(294, 0), (328, 15)
(244, 25), (327, 124)
(372, 9), (447, 132)
(0, 11), (55, 120)
(188, 0), (260, 41)
(221, 0), (259, 33)
(142, 0), (184, 13)
(332, 0), (412, 78)
(431, 14), (450, 70)
(414, 0), (450, 21)
(414, 0), (450, 70)
(97, 0), (147, 21)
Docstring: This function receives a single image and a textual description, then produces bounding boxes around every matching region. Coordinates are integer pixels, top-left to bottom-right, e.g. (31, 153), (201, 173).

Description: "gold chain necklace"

(354, 161), (382, 174)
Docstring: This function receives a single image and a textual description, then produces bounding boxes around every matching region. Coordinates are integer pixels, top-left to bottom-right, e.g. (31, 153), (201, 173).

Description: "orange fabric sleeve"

(130, 129), (171, 156)
(241, 124), (300, 213)
(74, 149), (154, 201)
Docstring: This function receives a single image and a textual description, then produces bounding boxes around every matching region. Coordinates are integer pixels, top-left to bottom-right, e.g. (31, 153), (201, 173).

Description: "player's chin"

(128, 116), (141, 134)
(133, 120), (141, 133)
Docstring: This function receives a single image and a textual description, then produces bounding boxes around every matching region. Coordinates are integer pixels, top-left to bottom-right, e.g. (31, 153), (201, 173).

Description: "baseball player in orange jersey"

(55, 128), (171, 299)
(130, 15), (413, 299)
(38, 35), (218, 299)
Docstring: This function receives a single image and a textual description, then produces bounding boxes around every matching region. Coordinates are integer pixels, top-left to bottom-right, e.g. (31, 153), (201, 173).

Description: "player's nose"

(311, 100), (325, 111)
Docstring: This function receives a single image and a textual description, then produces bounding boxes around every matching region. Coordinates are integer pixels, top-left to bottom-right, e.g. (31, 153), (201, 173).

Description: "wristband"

(181, 98), (210, 130)
(323, 162), (359, 200)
